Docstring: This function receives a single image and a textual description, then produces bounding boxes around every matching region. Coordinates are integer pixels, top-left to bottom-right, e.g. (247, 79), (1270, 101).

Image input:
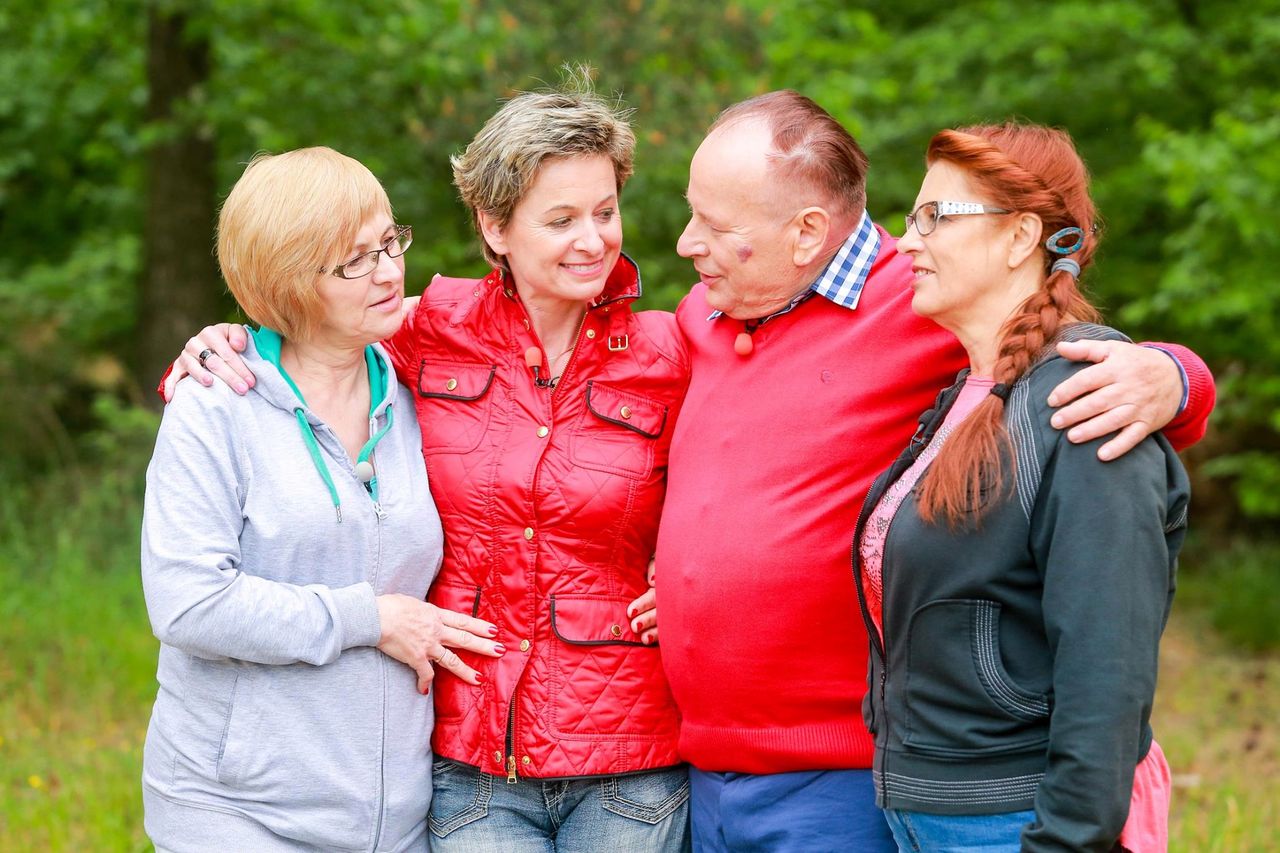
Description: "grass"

(1, 446), (1276, 849)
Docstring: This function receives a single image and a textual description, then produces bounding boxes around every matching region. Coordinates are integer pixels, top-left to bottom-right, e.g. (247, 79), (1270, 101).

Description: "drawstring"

(294, 408), (344, 522)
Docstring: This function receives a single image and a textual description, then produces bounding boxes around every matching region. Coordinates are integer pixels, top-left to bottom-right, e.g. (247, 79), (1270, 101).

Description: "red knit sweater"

(655, 230), (1214, 774)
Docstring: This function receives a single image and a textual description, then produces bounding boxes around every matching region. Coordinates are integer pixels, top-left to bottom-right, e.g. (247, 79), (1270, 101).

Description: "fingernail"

(420, 685), (430, 696)
(474, 673), (485, 683)
(1050, 415), (1063, 428)
(486, 625), (499, 637)
(234, 382), (248, 394)
(493, 644), (506, 655)
(1047, 396), (1060, 408)
(631, 620), (642, 633)
(627, 607), (637, 618)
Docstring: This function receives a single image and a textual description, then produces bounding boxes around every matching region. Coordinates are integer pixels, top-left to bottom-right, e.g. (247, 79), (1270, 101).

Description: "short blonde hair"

(452, 68), (635, 270)
(216, 147), (392, 339)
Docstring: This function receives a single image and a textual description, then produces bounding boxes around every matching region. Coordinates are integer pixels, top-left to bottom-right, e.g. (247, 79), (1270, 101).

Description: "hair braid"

(916, 125), (1101, 526)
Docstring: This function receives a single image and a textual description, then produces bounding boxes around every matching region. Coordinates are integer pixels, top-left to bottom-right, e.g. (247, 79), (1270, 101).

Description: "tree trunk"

(138, 3), (223, 402)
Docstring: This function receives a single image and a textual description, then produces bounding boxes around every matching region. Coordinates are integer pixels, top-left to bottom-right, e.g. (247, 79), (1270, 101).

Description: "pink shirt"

(858, 373), (1170, 848)
(860, 374), (994, 640)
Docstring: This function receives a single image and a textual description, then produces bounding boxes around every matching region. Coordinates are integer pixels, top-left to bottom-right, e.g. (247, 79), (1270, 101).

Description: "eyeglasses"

(904, 201), (1011, 237)
(331, 225), (413, 279)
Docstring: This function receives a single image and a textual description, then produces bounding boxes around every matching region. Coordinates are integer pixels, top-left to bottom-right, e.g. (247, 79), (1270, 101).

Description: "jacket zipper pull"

(506, 754), (518, 784)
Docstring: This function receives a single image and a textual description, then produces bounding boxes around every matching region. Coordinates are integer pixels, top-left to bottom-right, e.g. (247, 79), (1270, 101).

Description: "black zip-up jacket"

(853, 324), (1191, 852)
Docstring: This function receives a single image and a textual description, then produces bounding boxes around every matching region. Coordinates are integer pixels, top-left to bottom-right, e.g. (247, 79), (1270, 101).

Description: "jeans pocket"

(428, 757), (492, 838)
(599, 767), (690, 825)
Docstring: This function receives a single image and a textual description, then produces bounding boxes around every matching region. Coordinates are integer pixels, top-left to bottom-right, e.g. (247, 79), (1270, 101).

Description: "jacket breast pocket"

(568, 381), (667, 479)
(902, 599), (1051, 758)
(417, 361), (497, 455)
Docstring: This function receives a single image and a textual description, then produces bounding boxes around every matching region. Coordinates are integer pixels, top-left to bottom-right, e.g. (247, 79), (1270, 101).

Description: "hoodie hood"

(244, 326), (396, 520)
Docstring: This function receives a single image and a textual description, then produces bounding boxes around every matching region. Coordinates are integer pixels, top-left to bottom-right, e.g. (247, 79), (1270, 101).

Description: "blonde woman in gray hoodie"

(140, 148), (503, 852)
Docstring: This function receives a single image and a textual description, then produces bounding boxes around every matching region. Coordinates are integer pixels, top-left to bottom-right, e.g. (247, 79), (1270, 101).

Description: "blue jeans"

(690, 767), (895, 852)
(428, 756), (691, 852)
(882, 809), (1036, 853)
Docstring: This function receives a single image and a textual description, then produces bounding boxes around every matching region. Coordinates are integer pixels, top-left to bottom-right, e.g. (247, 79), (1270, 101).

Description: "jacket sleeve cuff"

(333, 582), (382, 650)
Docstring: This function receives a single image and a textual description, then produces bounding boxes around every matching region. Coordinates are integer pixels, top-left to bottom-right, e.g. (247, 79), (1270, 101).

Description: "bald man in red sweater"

(655, 91), (1213, 852)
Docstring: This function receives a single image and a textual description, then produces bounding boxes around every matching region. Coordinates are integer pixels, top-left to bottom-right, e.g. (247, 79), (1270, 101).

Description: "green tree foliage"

(1, 0), (1277, 528)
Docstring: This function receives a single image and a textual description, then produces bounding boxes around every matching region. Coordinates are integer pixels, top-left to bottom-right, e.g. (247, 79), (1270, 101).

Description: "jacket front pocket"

(902, 599), (1050, 757)
(546, 594), (676, 739)
(417, 361), (497, 454)
(568, 381), (666, 479)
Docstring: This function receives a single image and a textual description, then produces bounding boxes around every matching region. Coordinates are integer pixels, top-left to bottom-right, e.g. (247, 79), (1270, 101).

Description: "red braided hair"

(916, 124), (1102, 526)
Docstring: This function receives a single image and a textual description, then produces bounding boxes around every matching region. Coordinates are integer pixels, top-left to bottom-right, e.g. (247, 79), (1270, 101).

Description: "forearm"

(142, 551), (380, 665)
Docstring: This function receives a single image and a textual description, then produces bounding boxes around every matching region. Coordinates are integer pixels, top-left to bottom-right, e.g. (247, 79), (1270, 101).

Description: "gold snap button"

(523, 527), (534, 540)
(537, 426), (549, 438)
(505, 288), (514, 297)
(523, 318), (530, 329)
(493, 751), (503, 764)
(610, 624), (623, 638)
(446, 378), (458, 391)
(586, 329), (597, 339)
(620, 406), (632, 419)
(522, 755), (531, 765)
(519, 639), (531, 652)
(472, 290), (480, 297)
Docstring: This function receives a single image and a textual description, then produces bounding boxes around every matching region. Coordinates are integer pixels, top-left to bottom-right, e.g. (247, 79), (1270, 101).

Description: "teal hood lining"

(250, 327), (395, 521)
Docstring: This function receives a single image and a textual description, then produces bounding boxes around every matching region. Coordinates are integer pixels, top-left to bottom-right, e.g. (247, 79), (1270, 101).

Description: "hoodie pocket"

(212, 660), (380, 844)
(902, 599), (1050, 758)
(417, 361), (497, 454)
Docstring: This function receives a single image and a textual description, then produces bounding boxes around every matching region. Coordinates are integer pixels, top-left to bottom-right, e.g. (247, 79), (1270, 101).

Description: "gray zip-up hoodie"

(141, 329), (443, 852)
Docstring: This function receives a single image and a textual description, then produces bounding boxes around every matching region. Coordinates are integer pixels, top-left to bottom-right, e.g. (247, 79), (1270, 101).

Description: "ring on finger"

(198, 348), (216, 369)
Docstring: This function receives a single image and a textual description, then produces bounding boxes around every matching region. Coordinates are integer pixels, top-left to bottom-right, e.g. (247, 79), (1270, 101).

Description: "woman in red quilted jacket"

(385, 71), (691, 851)
(164, 72), (691, 851)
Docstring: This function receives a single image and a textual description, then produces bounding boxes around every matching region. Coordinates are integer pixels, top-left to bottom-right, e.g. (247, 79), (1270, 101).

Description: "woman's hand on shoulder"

(163, 324), (254, 402)
(375, 593), (503, 694)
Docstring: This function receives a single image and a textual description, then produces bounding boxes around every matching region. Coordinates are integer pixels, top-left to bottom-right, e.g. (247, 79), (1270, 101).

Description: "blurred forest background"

(2, 0), (1277, 849)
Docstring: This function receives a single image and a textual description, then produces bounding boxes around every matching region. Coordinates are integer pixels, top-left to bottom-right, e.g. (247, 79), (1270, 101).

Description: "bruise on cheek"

(736, 244), (753, 263)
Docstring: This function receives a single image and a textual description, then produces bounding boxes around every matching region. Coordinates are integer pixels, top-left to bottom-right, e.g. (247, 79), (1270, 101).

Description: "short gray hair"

(452, 67), (636, 270)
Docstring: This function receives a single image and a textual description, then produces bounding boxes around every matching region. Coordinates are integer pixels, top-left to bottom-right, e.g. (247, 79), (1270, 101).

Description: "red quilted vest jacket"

(383, 255), (688, 780)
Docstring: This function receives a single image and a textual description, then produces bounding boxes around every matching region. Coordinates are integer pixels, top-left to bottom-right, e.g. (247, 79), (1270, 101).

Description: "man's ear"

(477, 210), (508, 258)
(1008, 212), (1044, 269)
(791, 206), (831, 267)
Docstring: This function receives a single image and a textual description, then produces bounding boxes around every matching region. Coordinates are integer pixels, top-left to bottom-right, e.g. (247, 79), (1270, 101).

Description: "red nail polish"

(420, 685), (430, 696)
(475, 673), (485, 684)
(487, 625), (499, 637)
(494, 644), (506, 655)
(627, 608), (637, 618)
